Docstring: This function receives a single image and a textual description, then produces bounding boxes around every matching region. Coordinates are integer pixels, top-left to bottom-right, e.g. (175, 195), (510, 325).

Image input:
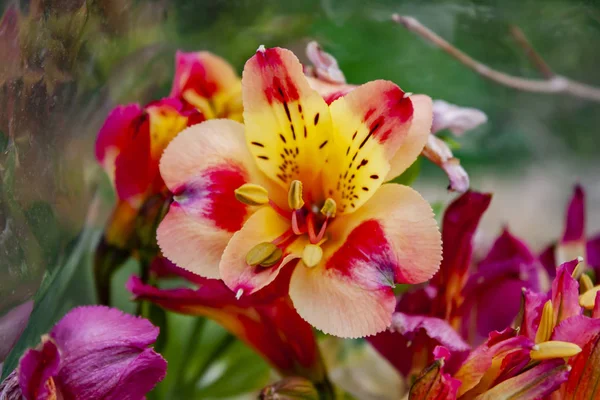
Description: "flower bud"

(260, 377), (319, 400)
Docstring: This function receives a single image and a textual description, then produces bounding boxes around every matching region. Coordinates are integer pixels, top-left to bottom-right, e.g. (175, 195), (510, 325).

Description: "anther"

(535, 300), (554, 344)
(579, 285), (600, 310)
(288, 180), (304, 210)
(245, 242), (283, 267)
(320, 198), (337, 218)
(234, 183), (269, 206)
(302, 244), (323, 268)
(530, 341), (582, 360)
(580, 274), (594, 294)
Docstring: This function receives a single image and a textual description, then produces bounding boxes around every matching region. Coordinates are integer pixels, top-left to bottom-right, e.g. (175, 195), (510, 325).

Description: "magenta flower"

(0, 306), (166, 400)
(540, 184), (600, 277)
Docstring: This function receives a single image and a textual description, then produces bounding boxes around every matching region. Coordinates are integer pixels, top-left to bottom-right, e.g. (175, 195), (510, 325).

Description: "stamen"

(535, 300), (554, 344)
(530, 341), (582, 360)
(272, 228), (295, 246)
(245, 242), (283, 267)
(571, 256), (586, 279)
(579, 285), (600, 310)
(291, 211), (305, 235)
(288, 180), (305, 210)
(307, 213), (318, 244)
(580, 274), (594, 294)
(234, 183), (269, 206)
(302, 244), (323, 268)
(320, 198), (337, 218)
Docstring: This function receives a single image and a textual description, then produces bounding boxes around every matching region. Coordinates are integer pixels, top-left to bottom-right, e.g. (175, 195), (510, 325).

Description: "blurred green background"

(1, 0), (599, 398)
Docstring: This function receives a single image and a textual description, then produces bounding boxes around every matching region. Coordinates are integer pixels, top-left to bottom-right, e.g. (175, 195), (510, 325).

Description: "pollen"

(579, 285), (600, 310)
(234, 183), (269, 206)
(320, 198), (337, 218)
(535, 300), (554, 344)
(245, 242), (283, 267)
(302, 244), (323, 268)
(288, 180), (305, 210)
(530, 341), (582, 360)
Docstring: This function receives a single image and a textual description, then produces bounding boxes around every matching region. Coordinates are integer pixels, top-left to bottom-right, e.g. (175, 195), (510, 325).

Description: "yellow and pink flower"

(156, 46), (442, 338)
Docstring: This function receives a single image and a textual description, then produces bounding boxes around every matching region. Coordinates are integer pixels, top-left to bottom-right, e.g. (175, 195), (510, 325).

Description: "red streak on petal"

(255, 48), (300, 104)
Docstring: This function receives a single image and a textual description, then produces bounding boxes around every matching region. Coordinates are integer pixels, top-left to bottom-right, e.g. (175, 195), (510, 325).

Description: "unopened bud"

(302, 244), (323, 268)
(288, 180), (304, 210)
(535, 300), (554, 344)
(235, 183), (269, 206)
(246, 242), (283, 267)
(530, 340), (582, 360)
(320, 198), (337, 218)
(579, 285), (600, 310)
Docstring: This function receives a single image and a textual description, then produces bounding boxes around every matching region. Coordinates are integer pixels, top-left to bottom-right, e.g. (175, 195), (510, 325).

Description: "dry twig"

(392, 14), (600, 102)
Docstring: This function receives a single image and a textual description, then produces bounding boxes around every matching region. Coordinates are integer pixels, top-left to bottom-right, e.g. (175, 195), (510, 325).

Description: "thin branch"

(391, 14), (600, 102)
(509, 25), (554, 79)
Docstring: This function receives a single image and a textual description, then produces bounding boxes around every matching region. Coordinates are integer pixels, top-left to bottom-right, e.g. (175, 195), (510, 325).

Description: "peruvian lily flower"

(540, 184), (600, 278)
(0, 306), (166, 400)
(369, 191), (547, 379)
(127, 258), (327, 385)
(303, 41), (486, 193)
(156, 45), (442, 338)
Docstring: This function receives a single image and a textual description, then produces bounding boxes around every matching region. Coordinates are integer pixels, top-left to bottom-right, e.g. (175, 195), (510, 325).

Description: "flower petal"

(587, 234), (600, 274)
(289, 184), (441, 338)
(475, 359), (569, 400)
(242, 47), (333, 189)
(420, 134), (469, 193)
(430, 99), (487, 136)
(552, 315), (600, 348)
(551, 261), (582, 325)
(368, 313), (470, 377)
(385, 95), (434, 181)
(0, 300), (33, 362)
(219, 206), (294, 295)
(430, 191), (491, 318)
(322, 81), (416, 213)
(560, 332), (600, 400)
(49, 306), (166, 400)
(539, 244), (558, 278)
(562, 184), (585, 243)
(95, 104), (144, 179)
(409, 357), (461, 400)
(170, 51), (242, 121)
(18, 339), (61, 400)
(520, 289), (549, 341)
(157, 119), (269, 278)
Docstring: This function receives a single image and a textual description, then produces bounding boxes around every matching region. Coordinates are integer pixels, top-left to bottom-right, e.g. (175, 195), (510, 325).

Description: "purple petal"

(0, 300), (33, 362)
(562, 185), (585, 243)
(431, 100), (487, 136)
(520, 289), (548, 341)
(18, 339), (61, 400)
(587, 234), (600, 273)
(551, 261), (582, 324)
(594, 292), (600, 319)
(430, 191), (492, 316)
(49, 306), (166, 400)
(552, 315), (600, 347)
(539, 244), (557, 278)
(368, 313), (470, 377)
(475, 359), (568, 400)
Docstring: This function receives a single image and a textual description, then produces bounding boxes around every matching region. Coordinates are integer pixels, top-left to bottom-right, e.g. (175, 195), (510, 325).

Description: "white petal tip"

(235, 288), (244, 300)
(257, 45), (266, 53)
(577, 256), (584, 262)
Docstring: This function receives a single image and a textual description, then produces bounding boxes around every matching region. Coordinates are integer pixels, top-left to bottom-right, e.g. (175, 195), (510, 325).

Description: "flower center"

(235, 180), (336, 269)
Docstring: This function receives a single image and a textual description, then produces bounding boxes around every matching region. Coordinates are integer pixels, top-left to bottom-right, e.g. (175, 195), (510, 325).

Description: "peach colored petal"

(220, 207), (295, 296)
(289, 184), (441, 338)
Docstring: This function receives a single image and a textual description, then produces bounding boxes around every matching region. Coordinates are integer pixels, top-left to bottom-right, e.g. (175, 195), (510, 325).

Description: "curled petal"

(290, 184), (441, 338)
(220, 207), (298, 295)
(322, 81), (417, 213)
(386, 95), (434, 181)
(19, 339), (61, 400)
(305, 76), (355, 105)
(242, 47), (333, 189)
(475, 359), (569, 400)
(368, 313), (470, 377)
(157, 120), (272, 278)
(421, 134), (469, 192)
(305, 41), (346, 84)
(430, 191), (491, 318)
(430, 100), (487, 136)
(170, 51), (242, 120)
(551, 261), (582, 325)
(0, 300), (33, 362)
(520, 289), (549, 342)
(409, 357), (460, 400)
